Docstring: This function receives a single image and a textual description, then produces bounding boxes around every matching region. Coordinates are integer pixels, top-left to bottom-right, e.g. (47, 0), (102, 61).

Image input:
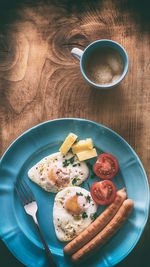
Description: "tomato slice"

(93, 153), (119, 179)
(90, 180), (116, 205)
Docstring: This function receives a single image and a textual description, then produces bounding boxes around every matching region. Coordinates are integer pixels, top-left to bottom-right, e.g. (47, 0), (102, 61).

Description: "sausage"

(72, 199), (133, 263)
(72, 199), (134, 263)
(63, 188), (127, 255)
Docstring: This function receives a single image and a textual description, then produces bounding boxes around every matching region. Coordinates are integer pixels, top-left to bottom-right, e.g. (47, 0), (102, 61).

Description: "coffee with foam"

(83, 47), (124, 86)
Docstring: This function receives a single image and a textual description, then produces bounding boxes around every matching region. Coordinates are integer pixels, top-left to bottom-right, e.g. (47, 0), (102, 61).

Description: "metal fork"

(15, 178), (58, 267)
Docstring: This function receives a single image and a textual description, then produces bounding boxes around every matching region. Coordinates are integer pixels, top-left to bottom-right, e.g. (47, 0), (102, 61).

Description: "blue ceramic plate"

(0, 118), (149, 267)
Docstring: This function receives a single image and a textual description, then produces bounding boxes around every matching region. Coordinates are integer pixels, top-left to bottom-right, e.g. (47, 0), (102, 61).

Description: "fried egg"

(28, 152), (89, 193)
(53, 186), (98, 242)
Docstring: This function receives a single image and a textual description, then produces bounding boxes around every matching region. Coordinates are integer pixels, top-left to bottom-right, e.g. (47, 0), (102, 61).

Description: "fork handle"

(33, 219), (58, 267)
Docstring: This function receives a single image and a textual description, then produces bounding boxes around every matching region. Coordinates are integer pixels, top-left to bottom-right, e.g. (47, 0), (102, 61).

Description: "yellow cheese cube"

(59, 133), (78, 155)
(76, 148), (97, 161)
(72, 138), (93, 154)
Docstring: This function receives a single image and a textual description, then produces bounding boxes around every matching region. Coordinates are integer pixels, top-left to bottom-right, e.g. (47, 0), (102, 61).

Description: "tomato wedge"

(90, 180), (116, 205)
(93, 153), (119, 179)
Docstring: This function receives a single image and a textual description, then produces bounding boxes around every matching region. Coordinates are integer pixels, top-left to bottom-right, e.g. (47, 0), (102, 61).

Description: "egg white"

(53, 186), (98, 242)
(28, 152), (89, 193)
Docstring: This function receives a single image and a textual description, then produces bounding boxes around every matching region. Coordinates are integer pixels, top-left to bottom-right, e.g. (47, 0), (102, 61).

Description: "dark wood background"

(0, 0), (150, 266)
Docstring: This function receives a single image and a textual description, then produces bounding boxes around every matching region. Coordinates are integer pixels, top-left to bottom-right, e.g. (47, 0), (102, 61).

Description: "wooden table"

(0, 0), (150, 266)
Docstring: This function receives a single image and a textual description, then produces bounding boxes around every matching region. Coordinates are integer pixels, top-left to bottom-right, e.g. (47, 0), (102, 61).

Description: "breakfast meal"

(53, 186), (97, 241)
(27, 132), (134, 264)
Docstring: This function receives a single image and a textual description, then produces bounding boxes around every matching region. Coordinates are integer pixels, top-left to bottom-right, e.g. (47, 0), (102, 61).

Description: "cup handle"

(71, 48), (84, 61)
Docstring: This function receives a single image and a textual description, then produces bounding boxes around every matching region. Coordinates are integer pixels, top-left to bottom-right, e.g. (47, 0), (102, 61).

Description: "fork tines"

(15, 178), (35, 206)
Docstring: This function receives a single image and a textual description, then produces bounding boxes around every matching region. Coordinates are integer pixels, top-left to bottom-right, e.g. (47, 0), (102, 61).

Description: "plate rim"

(0, 117), (149, 267)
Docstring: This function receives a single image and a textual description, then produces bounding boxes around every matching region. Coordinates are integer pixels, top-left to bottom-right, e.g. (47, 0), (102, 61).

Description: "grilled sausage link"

(72, 199), (134, 263)
(64, 188), (127, 255)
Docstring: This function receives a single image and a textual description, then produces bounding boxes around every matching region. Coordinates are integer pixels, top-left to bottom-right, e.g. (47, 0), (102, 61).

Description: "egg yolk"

(48, 168), (70, 187)
(65, 195), (83, 215)
(48, 168), (56, 183)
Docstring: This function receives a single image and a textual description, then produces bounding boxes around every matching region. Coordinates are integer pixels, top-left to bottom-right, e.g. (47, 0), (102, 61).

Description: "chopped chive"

(69, 156), (75, 164)
(86, 195), (91, 203)
(72, 177), (80, 185)
(63, 156), (75, 167)
(82, 212), (88, 219)
(76, 192), (83, 196)
(63, 160), (70, 167)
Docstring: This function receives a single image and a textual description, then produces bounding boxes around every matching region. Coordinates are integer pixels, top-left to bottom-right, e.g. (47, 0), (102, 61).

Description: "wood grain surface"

(0, 0), (150, 266)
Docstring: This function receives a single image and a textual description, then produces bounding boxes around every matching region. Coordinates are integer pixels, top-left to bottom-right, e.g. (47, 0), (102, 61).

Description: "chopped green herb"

(76, 192), (83, 196)
(63, 160), (70, 167)
(82, 212), (88, 219)
(73, 164), (77, 167)
(69, 156), (75, 164)
(78, 163), (81, 166)
(90, 212), (98, 220)
(63, 156), (75, 167)
(72, 177), (80, 184)
(86, 195), (91, 203)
